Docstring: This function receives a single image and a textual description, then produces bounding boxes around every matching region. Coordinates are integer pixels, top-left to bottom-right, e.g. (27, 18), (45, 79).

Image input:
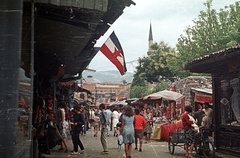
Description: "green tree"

(152, 80), (172, 93)
(130, 86), (148, 98)
(130, 73), (147, 98)
(130, 42), (177, 97)
(134, 41), (176, 83)
(131, 73), (146, 87)
(176, 0), (240, 72)
(166, 53), (191, 78)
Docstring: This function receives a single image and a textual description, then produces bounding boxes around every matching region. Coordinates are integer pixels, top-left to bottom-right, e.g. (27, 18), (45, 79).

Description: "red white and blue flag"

(100, 31), (127, 75)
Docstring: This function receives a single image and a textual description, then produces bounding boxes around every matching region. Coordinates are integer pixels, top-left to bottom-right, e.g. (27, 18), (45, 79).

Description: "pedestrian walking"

(105, 106), (112, 136)
(112, 107), (119, 136)
(58, 101), (69, 153)
(80, 104), (88, 136)
(99, 103), (109, 155)
(134, 108), (146, 152)
(89, 107), (95, 129)
(70, 105), (85, 155)
(93, 112), (100, 137)
(119, 106), (135, 158)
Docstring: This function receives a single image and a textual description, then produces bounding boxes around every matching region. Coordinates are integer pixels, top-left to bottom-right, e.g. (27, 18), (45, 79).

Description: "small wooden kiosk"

(191, 88), (212, 111)
(185, 45), (240, 155)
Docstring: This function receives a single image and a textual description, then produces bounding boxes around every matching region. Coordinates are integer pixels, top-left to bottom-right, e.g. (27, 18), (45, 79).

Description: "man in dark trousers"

(194, 104), (203, 127)
(70, 105), (85, 155)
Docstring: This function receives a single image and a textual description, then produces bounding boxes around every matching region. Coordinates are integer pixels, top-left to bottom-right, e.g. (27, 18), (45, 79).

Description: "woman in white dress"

(112, 107), (119, 136)
(58, 101), (69, 152)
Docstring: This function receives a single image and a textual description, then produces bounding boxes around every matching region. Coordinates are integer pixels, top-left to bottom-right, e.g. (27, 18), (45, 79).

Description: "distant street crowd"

(34, 97), (213, 158)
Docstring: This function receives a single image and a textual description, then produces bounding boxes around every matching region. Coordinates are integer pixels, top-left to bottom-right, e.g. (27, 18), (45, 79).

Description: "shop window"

(220, 76), (240, 125)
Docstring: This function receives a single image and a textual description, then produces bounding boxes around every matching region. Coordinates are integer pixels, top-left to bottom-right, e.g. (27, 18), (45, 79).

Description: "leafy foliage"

(151, 80), (172, 93)
(134, 41), (176, 83)
(130, 42), (176, 97)
(177, 0), (240, 73)
(130, 85), (148, 98)
(130, 73), (147, 98)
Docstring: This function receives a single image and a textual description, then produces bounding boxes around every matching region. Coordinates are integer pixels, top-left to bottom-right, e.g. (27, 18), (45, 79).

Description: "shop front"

(191, 88), (212, 111)
(185, 45), (240, 155)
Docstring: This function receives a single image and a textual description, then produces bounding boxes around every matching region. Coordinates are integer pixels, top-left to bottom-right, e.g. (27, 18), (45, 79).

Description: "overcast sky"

(88, 0), (237, 73)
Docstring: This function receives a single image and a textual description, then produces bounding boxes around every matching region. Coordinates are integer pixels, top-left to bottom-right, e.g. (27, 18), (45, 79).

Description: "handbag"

(118, 135), (123, 145)
(117, 135), (123, 151)
(117, 122), (122, 128)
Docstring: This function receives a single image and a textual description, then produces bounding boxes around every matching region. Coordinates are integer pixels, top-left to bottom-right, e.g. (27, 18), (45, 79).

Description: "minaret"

(147, 22), (153, 55)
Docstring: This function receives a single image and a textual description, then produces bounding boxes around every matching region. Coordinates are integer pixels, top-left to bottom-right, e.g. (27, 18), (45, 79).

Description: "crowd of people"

(41, 101), (155, 158)
(33, 96), (213, 158)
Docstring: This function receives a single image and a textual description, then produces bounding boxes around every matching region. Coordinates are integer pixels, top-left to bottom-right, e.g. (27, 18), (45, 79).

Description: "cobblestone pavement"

(49, 128), (238, 158)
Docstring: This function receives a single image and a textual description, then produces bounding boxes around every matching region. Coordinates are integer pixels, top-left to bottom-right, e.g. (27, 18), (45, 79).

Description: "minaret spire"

(148, 21), (153, 55)
(149, 22), (153, 42)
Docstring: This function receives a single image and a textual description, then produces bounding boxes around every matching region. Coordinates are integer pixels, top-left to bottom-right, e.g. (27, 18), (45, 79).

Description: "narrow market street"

(49, 127), (238, 158)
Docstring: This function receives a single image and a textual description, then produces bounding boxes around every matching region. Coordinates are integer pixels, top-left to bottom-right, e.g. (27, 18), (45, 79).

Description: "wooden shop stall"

(191, 88), (213, 111)
(185, 45), (240, 155)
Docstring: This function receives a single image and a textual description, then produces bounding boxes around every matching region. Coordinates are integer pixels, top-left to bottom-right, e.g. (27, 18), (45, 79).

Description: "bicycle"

(168, 127), (215, 158)
(194, 128), (215, 158)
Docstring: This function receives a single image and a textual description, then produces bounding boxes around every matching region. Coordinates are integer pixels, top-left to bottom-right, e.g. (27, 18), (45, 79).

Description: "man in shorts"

(134, 108), (147, 152)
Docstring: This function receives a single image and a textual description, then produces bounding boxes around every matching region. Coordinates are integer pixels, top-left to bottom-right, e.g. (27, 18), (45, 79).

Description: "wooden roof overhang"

(185, 45), (240, 74)
(21, 0), (135, 80)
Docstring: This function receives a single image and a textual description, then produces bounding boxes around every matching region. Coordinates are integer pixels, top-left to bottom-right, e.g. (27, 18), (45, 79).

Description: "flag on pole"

(100, 31), (127, 75)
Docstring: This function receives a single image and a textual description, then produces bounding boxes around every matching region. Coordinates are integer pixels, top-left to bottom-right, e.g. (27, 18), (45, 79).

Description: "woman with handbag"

(119, 106), (135, 158)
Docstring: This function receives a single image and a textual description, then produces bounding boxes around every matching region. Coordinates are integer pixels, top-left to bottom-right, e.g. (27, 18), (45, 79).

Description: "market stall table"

(161, 122), (183, 141)
(151, 122), (182, 140)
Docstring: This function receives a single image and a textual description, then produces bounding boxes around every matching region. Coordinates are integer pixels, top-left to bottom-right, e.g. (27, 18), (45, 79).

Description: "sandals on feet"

(64, 149), (68, 153)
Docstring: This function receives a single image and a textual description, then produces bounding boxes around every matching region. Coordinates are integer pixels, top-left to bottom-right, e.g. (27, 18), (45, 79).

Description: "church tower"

(147, 22), (154, 55)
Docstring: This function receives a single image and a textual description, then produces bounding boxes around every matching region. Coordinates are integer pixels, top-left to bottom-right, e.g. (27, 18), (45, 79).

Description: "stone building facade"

(169, 76), (212, 108)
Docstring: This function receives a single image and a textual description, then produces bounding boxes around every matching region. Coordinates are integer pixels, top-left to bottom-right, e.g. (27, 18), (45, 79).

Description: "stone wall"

(169, 76), (212, 106)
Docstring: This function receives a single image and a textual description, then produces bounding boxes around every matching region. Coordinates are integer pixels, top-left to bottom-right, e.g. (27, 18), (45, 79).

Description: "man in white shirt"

(105, 106), (112, 136)
(202, 102), (213, 127)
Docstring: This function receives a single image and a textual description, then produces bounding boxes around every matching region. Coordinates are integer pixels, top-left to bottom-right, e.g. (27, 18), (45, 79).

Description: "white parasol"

(143, 90), (184, 101)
